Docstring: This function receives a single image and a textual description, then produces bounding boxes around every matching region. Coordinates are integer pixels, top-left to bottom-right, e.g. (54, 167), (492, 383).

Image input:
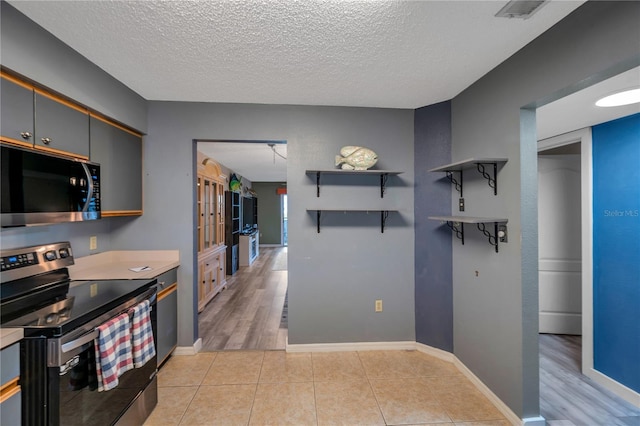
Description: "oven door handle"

(61, 329), (99, 353)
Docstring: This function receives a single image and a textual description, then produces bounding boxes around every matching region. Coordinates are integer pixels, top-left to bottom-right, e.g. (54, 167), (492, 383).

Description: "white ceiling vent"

(495, 1), (549, 19)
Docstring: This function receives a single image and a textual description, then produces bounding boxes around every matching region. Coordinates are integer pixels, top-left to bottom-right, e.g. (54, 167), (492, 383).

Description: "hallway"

(198, 247), (288, 351)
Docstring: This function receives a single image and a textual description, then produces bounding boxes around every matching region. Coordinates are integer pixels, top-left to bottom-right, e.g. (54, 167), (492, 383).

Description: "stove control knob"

(45, 313), (57, 324)
(59, 248), (70, 258)
(44, 251), (57, 261)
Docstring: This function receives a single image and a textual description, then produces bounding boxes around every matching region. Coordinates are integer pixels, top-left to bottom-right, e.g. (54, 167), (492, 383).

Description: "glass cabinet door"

(211, 181), (217, 246)
(197, 176), (203, 251)
(204, 179), (211, 249)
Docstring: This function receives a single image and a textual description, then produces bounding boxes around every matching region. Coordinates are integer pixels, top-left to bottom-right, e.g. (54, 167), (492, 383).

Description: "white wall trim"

(580, 128), (594, 377)
(452, 356), (524, 426)
(586, 368), (640, 408)
(173, 337), (202, 356)
(415, 342), (455, 362)
(286, 340), (415, 353)
(287, 340), (526, 425)
(522, 416), (546, 426)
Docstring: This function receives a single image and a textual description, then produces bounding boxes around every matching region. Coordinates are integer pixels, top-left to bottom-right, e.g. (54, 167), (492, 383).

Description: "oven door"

(21, 287), (157, 426)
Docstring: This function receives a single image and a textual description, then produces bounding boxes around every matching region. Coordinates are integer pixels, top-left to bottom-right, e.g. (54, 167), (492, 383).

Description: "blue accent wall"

(414, 101), (453, 352)
(592, 113), (640, 393)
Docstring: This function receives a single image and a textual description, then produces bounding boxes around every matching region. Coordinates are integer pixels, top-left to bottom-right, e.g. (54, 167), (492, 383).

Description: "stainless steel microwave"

(1, 145), (101, 227)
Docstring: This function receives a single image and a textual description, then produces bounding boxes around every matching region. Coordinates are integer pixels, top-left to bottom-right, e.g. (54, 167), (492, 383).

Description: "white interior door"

(538, 154), (582, 335)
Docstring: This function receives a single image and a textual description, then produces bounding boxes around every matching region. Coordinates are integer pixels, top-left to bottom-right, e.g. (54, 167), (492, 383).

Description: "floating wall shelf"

(307, 209), (397, 233)
(428, 215), (508, 252)
(428, 158), (507, 196)
(305, 169), (403, 198)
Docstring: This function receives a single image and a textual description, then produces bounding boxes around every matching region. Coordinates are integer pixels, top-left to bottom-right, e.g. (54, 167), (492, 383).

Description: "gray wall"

(253, 182), (285, 245)
(449, 1), (640, 419)
(414, 101), (453, 352)
(110, 102), (415, 346)
(0, 2), (147, 132)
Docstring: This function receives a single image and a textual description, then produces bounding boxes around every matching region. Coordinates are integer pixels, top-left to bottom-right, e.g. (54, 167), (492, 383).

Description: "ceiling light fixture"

(268, 143), (286, 164)
(495, 0), (548, 19)
(595, 88), (640, 107)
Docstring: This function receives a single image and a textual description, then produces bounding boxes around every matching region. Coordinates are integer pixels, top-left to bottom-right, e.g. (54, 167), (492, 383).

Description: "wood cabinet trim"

(1, 138), (33, 149)
(0, 71), (33, 90)
(0, 377), (20, 403)
(89, 113), (143, 138)
(158, 282), (178, 301)
(101, 210), (143, 217)
(34, 87), (89, 115)
(31, 144), (89, 161)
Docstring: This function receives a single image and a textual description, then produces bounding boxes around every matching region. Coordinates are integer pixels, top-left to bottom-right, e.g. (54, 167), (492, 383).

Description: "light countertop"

(0, 328), (23, 350)
(69, 250), (180, 280)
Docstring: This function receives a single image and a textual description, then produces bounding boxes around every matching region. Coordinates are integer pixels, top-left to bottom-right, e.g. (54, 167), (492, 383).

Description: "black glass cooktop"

(2, 278), (156, 337)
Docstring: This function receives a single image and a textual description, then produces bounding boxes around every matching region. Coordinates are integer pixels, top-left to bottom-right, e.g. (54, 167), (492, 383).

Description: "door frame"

(538, 128), (639, 407)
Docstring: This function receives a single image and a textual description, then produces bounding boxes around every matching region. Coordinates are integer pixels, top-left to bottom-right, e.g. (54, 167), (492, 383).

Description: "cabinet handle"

(41, 137), (52, 145)
(21, 131), (32, 140)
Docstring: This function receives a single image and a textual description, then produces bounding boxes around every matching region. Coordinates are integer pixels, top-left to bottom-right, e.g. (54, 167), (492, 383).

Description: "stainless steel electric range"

(0, 242), (158, 426)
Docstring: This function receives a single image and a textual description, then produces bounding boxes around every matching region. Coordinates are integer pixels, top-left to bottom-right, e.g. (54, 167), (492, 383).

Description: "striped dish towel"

(94, 313), (134, 392)
(131, 299), (156, 368)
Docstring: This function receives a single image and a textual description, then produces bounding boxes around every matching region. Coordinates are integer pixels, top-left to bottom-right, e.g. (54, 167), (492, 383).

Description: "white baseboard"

(286, 340), (415, 353)
(586, 367), (640, 408)
(173, 338), (202, 355)
(452, 357), (524, 425)
(522, 416), (546, 426)
(287, 340), (526, 424)
(415, 342), (455, 363)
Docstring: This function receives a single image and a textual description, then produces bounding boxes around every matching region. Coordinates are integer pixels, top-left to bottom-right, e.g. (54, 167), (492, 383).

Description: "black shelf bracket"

(444, 221), (465, 245)
(381, 210), (389, 233)
(315, 172), (321, 197)
(476, 163), (498, 195)
(316, 210), (321, 233)
(476, 222), (499, 252)
(445, 171), (463, 196)
(380, 173), (389, 198)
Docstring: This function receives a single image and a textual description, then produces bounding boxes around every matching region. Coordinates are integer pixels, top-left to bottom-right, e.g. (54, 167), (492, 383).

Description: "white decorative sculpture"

(335, 146), (378, 170)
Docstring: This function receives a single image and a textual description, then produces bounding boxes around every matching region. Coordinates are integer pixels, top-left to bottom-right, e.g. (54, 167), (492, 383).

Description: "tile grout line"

(356, 351), (389, 425)
(245, 350), (265, 425)
(177, 353), (219, 426)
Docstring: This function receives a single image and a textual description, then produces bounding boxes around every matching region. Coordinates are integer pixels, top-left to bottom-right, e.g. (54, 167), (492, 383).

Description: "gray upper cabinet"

(1, 75), (35, 145)
(34, 91), (90, 159)
(90, 116), (143, 215)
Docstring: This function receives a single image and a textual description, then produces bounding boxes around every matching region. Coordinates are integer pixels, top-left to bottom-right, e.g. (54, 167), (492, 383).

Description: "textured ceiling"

(10, 0), (637, 182)
(8, 0), (585, 109)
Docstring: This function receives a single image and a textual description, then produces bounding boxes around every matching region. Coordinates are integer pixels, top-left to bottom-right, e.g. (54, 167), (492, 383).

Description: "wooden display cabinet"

(196, 155), (227, 312)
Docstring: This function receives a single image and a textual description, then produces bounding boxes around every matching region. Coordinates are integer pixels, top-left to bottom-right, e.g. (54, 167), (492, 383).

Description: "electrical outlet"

(375, 299), (383, 312)
(90, 236), (97, 250)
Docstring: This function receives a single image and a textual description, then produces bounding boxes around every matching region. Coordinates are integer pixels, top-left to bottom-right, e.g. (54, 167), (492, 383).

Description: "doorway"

(194, 140), (288, 351)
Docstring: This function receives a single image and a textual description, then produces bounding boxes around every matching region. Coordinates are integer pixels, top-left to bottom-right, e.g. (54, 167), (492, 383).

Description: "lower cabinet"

(0, 343), (21, 426)
(198, 246), (227, 312)
(156, 268), (178, 367)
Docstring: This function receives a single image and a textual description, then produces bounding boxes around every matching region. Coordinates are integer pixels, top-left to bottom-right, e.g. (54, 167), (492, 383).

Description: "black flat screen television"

(242, 196), (256, 232)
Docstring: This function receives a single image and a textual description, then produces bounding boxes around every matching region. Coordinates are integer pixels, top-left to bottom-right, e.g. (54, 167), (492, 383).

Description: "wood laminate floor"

(198, 247), (288, 351)
(540, 333), (640, 426)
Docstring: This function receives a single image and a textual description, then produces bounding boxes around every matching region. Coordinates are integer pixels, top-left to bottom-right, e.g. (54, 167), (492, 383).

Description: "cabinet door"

(0, 75), (34, 146)
(89, 116), (143, 215)
(217, 183), (225, 246)
(34, 91), (89, 158)
(157, 286), (177, 366)
(0, 343), (21, 426)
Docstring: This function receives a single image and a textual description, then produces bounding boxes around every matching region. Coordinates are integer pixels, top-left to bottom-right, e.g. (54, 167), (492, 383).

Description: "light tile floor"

(144, 350), (511, 426)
